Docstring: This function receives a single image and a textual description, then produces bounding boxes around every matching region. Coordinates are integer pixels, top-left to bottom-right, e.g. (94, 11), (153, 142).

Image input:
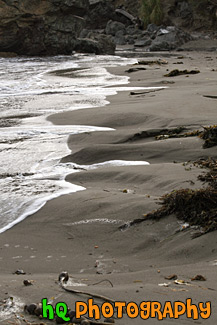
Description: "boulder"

(148, 26), (192, 51)
(105, 20), (126, 37)
(86, 0), (118, 29)
(75, 34), (115, 55)
(146, 23), (160, 33)
(134, 39), (151, 47)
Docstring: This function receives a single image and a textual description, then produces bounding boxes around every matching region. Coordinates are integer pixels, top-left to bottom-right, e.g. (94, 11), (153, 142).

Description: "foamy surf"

(0, 54), (156, 233)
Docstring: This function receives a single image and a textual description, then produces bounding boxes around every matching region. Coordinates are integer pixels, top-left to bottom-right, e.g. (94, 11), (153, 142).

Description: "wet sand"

(0, 51), (217, 324)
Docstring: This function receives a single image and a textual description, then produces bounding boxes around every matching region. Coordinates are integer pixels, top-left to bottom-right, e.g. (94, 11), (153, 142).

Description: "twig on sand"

(89, 279), (113, 287)
(60, 282), (115, 304)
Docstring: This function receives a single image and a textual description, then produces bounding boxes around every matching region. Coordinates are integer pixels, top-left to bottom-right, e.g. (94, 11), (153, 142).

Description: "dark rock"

(105, 20), (126, 36)
(146, 23), (160, 33)
(56, 315), (68, 324)
(23, 279), (33, 286)
(95, 34), (116, 54)
(116, 29), (126, 37)
(125, 35), (135, 45)
(134, 39), (151, 47)
(14, 269), (26, 275)
(24, 303), (37, 315)
(114, 35), (126, 45)
(58, 271), (69, 283)
(34, 305), (43, 317)
(79, 29), (90, 38)
(148, 26), (192, 51)
(75, 38), (100, 53)
(149, 41), (175, 51)
(0, 0), (89, 55)
(87, 0), (119, 29)
(126, 25), (137, 35)
(179, 1), (192, 19)
(75, 34), (115, 55)
(68, 310), (76, 320)
(165, 0), (217, 31)
(0, 52), (17, 58)
(141, 31), (150, 37)
(114, 29), (126, 45)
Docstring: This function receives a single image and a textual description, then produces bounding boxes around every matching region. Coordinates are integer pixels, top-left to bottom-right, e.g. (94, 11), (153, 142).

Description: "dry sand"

(0, 50), (217, 324)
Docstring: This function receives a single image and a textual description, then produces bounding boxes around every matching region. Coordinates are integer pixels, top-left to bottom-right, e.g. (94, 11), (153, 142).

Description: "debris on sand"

(23, 279), (33, 286)
(136, 59), (168, 65)
(194, 157), (217, 188)
(125, 67), (146, 73)
(121, 126), (185, 143)
(14, 269), (26, 275)
(165, 274), (178, 280)
(58, 271), (69, 284)
(191, 275), (206, 281)
(155, 125), (217, 149)
(142, 187), (217, 235)
(199, 125), (217, 148)
(164, 69), (200, 77)
(119, 158), (217, 236)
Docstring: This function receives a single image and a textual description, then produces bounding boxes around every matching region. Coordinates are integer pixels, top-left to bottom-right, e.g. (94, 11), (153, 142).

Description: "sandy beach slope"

(0, 51), (217, 324)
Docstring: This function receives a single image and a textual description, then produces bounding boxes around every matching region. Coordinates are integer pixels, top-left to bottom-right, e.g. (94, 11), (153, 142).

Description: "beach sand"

(0, 50), (217, 324)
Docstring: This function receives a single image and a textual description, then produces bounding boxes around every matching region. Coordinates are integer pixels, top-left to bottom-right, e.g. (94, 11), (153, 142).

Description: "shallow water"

(0, 54), (159, 233)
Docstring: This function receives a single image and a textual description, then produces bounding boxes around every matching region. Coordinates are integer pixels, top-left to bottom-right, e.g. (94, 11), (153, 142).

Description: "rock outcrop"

(1, 0), (213, 56)
(0, 0), (116, 55)
(110, 0), (217, 32)
(104, 20), (192, 51)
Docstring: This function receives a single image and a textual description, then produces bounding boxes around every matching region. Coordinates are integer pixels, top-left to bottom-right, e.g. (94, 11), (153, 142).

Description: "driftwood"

(60, 282), (115, 304)
(115, 8), (136, 23)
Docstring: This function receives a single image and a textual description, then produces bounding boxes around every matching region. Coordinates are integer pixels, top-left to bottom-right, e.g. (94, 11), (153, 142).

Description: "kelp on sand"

(120, 158), (217, 236)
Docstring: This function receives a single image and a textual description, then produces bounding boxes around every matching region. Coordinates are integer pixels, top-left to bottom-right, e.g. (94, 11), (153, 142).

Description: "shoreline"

(0, 50), (217, 324)
(0, 54), (136, 234)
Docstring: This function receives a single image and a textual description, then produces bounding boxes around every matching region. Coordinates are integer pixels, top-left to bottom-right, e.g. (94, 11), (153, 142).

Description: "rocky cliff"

(1, 0), (216, 56)
(111, 0), (217, 32)
(0, 0), (115, 55)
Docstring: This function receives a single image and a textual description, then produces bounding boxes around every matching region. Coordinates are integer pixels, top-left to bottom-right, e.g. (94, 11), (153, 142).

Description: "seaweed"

(119, 126), (185, 143)
(120, 187), (217, 235)
(199, 125), (217, 148)
(155, 125), (217, 149)
(195, 157), (217, 189)
(136, 59), (168, 65)
(155, 129), (201, 140)
(125, 67), (146, 73)
(119, 158), (217, 236)
(164, 69), (200, 77)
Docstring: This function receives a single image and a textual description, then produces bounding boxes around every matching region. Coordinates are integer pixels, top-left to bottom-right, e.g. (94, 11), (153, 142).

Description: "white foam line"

(0, 181), (85, 234)
(0, 56), (157, 233)
(63, 159), (150, 170)
(64, 218), (122, 226)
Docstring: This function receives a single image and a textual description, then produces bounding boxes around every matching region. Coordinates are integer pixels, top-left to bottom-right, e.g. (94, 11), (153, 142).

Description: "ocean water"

(0, 53), (159, 233)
